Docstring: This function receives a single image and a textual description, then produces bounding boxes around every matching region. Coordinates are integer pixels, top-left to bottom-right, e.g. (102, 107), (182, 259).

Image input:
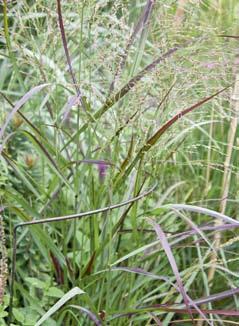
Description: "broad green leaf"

(25, 277), (47, 289)
(46, 287), (65, 298)
(35, 287), (85, 326)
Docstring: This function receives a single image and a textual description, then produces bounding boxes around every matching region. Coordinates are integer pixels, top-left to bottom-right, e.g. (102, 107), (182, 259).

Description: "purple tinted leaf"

(121, 87), (230, 183)
(171, 209), (215, 253)
(148, 219), (211, 325)
(110, 288), (239, 321)
(114, 237), (239, 300)
(148, 219), (192, 316)
(110, 306), (239, 322)
(173, 308), (239, 316)
(56, 0), (78, 91)
(0, 84), (49, 140)
(170, 222), (239, 248)
(102, 46), (179, 116)
(172, 223), (239, 240)
(146, 86), (230, 147)
(169, 204), (239, 225)
(50, 252), (64, 285)
(193, 287), (239, 306)
(82, 251), (96, 277)
(56, 0), (85, 111)
(144, 287), (239, 314)
(146, 306), (239, 316)
(131, 0), (155, 40)
(70, 305), (102, 326)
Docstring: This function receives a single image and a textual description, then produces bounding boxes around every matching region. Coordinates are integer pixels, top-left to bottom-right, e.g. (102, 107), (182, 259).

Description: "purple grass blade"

(56, 0), (78, 91)
(112, 259), (210, 323)
(50, 252), (64, 285)
(0, 84), (49, 141)
(172, 308), (239, 316)
(70, 305), (102, 326)
(171, 223), (239, 240)
(131, 0), (155, 41)
(142, 223), (239, 258)
(171, 208), (216, 253)
(146, 306), (239, 317)
(104, 46), (179, 113)
(146, 86), (231, 147)
(148, 219), (212, 326)
(110, 286), (239, 320)
(56, 0), (85, 111)
(122, 86), (231, 181)
(111, 306), (239, 321)
(193, 287), (239, 306)
(143, 287), (239, 312)
(170, 223), (239, 247)
(109, 0), (155, 93)
(148, 219), (192, 317)
(169, 204), (239, 225)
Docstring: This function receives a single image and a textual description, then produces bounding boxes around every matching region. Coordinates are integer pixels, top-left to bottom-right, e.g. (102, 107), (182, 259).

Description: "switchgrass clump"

(0, 0), (239, 325)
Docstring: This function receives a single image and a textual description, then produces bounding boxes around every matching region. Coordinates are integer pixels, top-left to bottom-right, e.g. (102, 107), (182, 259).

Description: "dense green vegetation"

(1, 0), (239, 325)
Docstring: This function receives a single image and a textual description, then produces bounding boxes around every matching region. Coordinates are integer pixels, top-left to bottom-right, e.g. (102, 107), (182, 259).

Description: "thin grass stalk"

(205, 107), (215, 194)
(207, 77), (239, 279)
(199, 57), (239, 326)
(73, 1), (86, 286)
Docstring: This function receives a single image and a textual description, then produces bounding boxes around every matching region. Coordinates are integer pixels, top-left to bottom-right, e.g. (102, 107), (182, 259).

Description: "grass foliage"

(0, 0), (239, 325)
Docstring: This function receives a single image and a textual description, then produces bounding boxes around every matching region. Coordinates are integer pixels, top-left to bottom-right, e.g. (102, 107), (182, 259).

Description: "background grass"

(0, 0), (239, 325)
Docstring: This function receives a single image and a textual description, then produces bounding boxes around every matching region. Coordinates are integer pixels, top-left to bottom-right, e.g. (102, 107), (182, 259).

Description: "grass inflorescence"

(0, 0), (239, 325)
